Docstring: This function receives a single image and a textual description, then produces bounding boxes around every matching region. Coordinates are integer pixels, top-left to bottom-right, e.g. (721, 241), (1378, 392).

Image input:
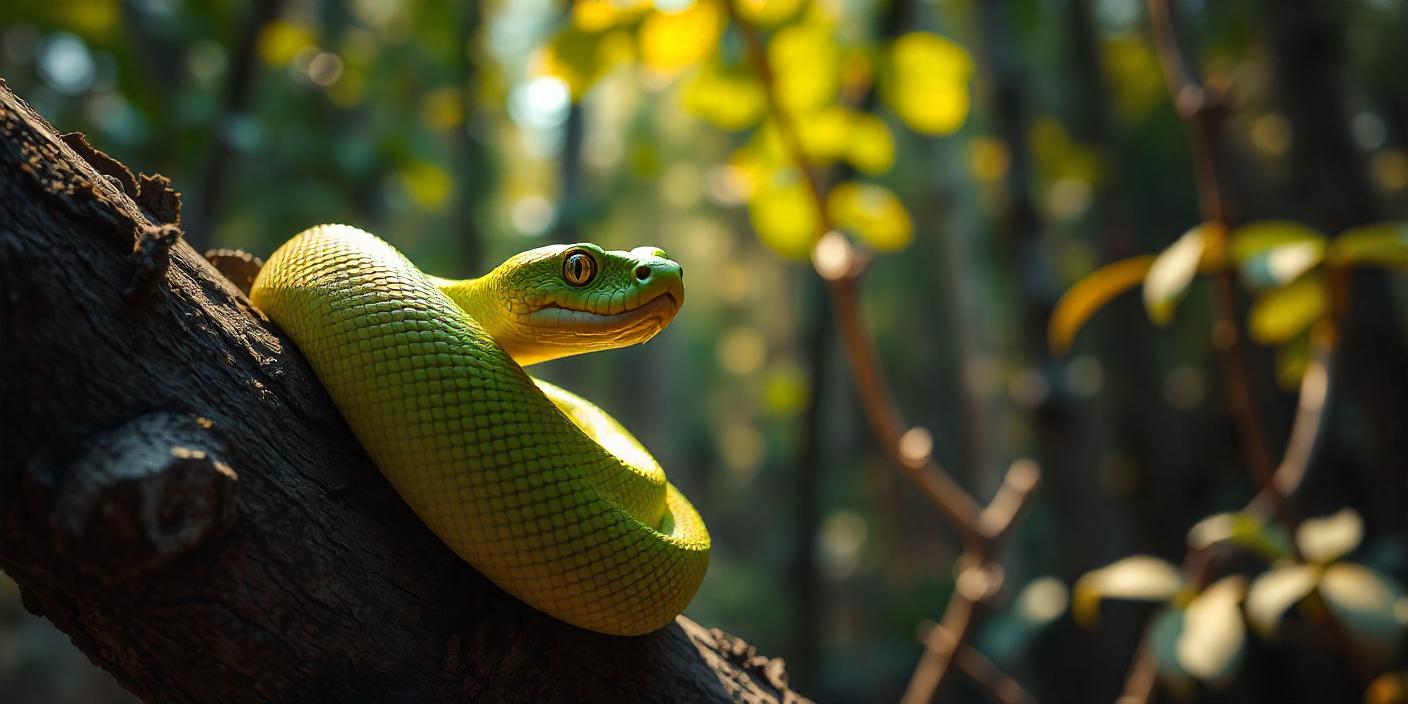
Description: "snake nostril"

(635, 265), (651, 282)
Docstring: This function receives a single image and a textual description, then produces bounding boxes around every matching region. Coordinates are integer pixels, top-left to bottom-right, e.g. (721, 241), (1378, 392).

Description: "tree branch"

(1115, 3), (1354, 700)
(729, 11), (1040, 704)
(1145, 0), (1285, 520)
(0, 80), (806, 704)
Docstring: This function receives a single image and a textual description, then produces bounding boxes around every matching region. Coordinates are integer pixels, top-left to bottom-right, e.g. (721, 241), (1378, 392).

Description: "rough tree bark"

(0, 81), (805, 703)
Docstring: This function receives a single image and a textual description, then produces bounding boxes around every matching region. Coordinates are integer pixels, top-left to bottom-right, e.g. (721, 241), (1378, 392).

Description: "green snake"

(250, 224), (709, 635)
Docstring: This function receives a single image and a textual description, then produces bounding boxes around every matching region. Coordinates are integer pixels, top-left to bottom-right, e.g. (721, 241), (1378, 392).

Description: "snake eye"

(562, 250), (597, 286)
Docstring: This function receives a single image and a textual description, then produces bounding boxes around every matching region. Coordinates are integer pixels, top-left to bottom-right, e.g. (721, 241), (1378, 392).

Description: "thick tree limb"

(0, 80), (805, 704)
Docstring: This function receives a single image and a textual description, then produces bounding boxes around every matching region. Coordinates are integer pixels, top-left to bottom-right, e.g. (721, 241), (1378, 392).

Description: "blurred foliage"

(3, 0), (1408, 702)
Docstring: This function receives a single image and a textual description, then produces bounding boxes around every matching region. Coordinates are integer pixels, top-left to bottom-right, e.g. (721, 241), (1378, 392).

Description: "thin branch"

(1117, 5), (1353, 700)
(1249, 322), (1335, 519)
(729, 9), (1041, 703)
(1145, 0), (1286, 520)
(731, 0), (985, 552)
(940, 624), (1038, 704)
(905, 583), (980, 704)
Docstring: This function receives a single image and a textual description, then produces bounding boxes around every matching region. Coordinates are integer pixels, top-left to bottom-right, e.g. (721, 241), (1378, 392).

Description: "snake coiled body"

(251, 224), (709, 635)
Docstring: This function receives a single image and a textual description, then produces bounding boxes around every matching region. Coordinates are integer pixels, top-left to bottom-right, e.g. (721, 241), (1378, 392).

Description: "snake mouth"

(529, 291), (681, 338)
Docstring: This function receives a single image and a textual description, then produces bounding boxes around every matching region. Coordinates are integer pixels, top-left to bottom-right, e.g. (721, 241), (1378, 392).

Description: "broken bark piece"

(137, 172), (181, 226)
(205, 248), (264, 296)
(61, 131), (137, 198)
(124, 222), (183, 300)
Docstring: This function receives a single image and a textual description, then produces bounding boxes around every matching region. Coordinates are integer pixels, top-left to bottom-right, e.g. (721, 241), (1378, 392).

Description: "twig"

(1116, 3), (1351, 700)
(1145, 0), (1286, 522)
(929, 619), (1041, 704)
(1248, 322), (1335, 519)
(730, 9), (1040, 703)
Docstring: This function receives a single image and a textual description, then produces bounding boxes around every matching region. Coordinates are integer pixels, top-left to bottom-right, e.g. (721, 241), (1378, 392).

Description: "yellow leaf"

(827, 181), (912, 251)
(1186, 512), (1293, 561)
(725, 145), (771, 202)
(886, 32), (973, 136)
(1248, 275), (1327, 345)
(258, 20), (317, 66)
(398, 161), (452, 210)
(573, 0), (649, 31)
(769, 21), (840, 114)
(845, 113), (896, 175)
(795, 106), (852, 164)
(732, 0), (805, 28)
(1049, 256), (1155, 355)
(1245, 564), (1319, 636)
(681, 62), (767, 131)
(1102, 36), (1162, 120)
(1296, 508), (1364, 564)
(51, 0), (121, 42)
(1177, 576), (1247, 686)
(1230, 220), (1324, 263)
(1073, 555), (1186, 627)
(1329, 222), (1408, 268)
(1144, 224), (1214, 326)
(1240, 240), (1326, 290)
(749, 170), (820, 259)
(1029, 119), (1104, 185)
(640, 0), (724, 76)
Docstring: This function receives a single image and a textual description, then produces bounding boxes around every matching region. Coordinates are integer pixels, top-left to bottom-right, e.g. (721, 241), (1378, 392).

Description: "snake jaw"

(527, 289), (681, 343)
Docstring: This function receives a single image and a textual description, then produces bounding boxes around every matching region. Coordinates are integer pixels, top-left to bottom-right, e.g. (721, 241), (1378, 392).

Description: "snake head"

(460, 243), (684, 366)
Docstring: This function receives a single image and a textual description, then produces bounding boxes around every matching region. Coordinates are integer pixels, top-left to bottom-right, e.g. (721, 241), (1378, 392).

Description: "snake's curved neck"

(431, 274), (525, 358)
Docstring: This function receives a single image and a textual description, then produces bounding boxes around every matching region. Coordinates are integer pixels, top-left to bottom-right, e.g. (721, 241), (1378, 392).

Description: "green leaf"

(1187, 512), (1293, 561)
(1319, 563), (1406, 662)
(1049, 256), (1155, 355)
(1239, 239), (1326, 290)
(1248, 275), (1328, 345)
(1073, 555), (1185, 627)
(1144, 224), (1212, 326)
(1296, 508), (1364, 564)
(1177, 576), (1247, 687)
(1246, 563), (1318, 636)
(1329, 222), (1408, 268)
(1230, 220), (1325, 263)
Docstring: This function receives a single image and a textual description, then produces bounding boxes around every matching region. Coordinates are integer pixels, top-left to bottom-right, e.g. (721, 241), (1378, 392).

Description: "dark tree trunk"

(0, 81), (805, 704)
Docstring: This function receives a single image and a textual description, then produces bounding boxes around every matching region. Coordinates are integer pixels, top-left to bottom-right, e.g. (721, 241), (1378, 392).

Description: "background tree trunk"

(0, 80), (805, 704)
